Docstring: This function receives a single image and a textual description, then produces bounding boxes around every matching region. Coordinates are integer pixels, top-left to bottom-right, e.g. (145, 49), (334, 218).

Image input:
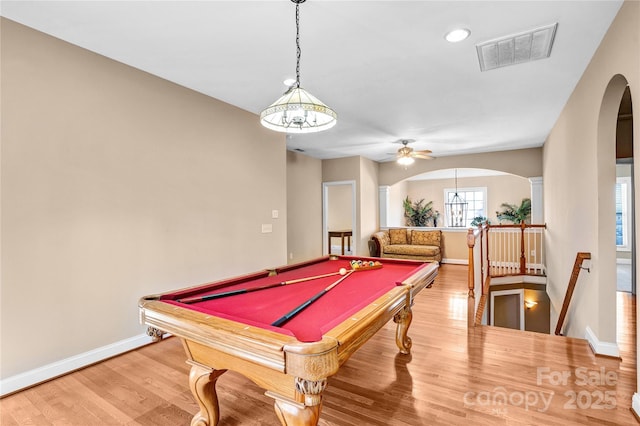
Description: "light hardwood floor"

(1, 264), (637, 425)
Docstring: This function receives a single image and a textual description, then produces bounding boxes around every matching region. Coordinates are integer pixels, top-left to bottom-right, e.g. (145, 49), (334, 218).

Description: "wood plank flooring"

(1, 264), (637, 425)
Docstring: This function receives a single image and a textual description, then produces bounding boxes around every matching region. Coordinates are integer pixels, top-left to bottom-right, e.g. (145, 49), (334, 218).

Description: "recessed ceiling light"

(283, 78), (297, 87)
(445, 28), (471, 43)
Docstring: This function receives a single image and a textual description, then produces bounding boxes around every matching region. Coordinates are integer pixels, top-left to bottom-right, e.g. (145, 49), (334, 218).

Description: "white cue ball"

(339, 268), (347, 275)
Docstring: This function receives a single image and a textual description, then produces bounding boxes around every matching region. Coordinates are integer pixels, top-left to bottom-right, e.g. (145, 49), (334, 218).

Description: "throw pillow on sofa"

(389, 228), (408, 245)
(411, 230), (440, 246)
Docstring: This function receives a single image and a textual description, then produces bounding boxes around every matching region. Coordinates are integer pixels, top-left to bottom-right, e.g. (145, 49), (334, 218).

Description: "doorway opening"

(322, 181), (356, 256)
(616, 86), (635, 295)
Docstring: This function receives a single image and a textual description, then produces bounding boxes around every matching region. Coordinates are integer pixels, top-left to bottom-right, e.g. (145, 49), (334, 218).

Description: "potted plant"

(403, 196), (438, 227)
(496, 198), (531, 224)
(470, 216), (489, 227)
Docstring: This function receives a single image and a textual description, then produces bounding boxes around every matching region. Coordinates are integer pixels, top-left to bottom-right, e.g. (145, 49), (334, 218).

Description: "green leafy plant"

(403, 197), (439, 227)
(496, 198), (531, 224)
(470, 216), (490, 227)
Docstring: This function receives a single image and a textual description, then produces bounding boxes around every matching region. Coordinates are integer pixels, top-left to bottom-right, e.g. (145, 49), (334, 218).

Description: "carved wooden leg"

(187, 362), (227, 426)
(271, 378), (326, 426)
(274, 399), (321, 426)
(146, 326), (165, 342)
(394, 307), (413, 355)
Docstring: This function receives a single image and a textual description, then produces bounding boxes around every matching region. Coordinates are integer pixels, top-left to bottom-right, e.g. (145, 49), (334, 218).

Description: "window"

(444, 187), (486, 228)
(616, 177), (631, 250)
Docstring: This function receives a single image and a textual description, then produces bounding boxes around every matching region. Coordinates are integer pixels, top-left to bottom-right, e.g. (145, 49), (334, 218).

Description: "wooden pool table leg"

(394, 306), (413, 355)
(187, 361), (227, 426)
(271, 378), (326, 425)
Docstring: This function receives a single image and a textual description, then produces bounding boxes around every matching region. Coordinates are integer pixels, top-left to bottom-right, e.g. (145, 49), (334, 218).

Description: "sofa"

(370, 228), (442, 262)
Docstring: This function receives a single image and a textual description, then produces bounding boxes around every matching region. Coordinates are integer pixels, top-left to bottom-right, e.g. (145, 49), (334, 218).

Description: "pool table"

(139, 255), (438, 426)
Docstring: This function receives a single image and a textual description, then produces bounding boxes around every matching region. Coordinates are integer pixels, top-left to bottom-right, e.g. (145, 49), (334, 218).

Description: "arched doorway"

(616, 86), (635, 295)
(596, 74), (634, 358)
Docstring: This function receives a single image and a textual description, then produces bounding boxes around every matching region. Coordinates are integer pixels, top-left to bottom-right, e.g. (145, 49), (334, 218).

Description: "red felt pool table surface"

(160, 256), (431, 342)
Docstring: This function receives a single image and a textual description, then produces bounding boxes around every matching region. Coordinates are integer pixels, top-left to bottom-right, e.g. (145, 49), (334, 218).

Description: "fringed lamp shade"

(260, 86), (337, 133)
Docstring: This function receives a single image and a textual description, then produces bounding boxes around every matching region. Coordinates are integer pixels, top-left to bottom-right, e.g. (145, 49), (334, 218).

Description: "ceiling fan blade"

(412, 153), (433, 160)
(414, 149), (432, 155)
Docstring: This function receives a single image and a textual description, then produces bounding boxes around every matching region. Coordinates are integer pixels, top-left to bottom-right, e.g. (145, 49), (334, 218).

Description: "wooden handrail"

(487, 224), (547, 229)
(554, 252), (591, 336)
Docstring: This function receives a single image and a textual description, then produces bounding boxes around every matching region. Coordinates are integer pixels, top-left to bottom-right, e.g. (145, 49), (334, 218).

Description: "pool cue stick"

(177, 269), (347, 304)
(271, 270), (355, 327)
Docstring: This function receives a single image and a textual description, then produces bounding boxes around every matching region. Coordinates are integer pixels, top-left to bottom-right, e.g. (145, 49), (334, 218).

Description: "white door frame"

(322, 180), (357, 256)
(490, 289), (525, 330)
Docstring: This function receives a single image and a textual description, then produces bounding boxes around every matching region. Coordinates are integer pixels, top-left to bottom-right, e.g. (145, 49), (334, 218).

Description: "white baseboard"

(441, 258), (468, 265)
(490, 275), (547, 285)
(632, 393), (640, 419)
(0, 333), (153, 397)
(584, 326), (620, 358)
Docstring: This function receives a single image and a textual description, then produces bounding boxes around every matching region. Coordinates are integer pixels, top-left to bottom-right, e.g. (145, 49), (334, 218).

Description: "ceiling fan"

(395, 139), (433, 165)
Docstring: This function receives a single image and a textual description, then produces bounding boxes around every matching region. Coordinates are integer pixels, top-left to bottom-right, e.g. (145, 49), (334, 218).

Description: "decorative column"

(529, 177), (544, 224)
(379, 186), (390, 228)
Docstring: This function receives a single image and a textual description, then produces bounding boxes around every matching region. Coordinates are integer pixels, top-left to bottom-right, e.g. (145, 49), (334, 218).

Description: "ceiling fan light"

(397, 156), (415, 166)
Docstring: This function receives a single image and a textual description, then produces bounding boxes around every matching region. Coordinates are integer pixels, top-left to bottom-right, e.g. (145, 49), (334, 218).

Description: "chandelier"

(445, 169), (468, 227)
(260, 0), (337, 133)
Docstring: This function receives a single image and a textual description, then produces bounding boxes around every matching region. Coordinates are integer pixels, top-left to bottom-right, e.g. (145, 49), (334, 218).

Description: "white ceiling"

(1, 0), (623, 162)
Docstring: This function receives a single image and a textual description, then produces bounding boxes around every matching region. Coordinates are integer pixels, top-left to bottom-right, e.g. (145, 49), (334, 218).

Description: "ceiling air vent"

(476, 23), (558, 72)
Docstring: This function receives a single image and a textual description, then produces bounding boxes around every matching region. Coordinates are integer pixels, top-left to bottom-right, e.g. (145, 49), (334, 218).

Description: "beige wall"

(441, 230), (469, 262)
(382, 173), (531, 263)
(359, 157), (379, 257)
(543, 0), (639, 349)
(401, 174), (532, 227)
(388, 180), (408, 226)
(286, 151), (323, 263)
(379, 148), (543, 186)
(1, 19), (286, 379)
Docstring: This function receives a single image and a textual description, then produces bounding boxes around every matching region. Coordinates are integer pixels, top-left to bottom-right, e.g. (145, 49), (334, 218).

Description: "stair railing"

(487, 223), (546, 277)
(467, 223), (489, 327)
(467, 222), (547, 328)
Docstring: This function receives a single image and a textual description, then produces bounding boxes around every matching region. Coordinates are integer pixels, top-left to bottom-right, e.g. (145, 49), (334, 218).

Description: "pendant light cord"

(455, 169), (458, 193)
(295, 2), (301, 88)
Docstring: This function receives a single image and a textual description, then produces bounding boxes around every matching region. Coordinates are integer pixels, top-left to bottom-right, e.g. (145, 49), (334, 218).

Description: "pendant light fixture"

(260, 0), (337, 133)
(445, 169), (468, 227)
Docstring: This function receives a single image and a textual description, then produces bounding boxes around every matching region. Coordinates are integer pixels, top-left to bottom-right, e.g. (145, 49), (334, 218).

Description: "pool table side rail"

(324, 285), (409, 365)
(403, 262), (439, 295)
(139, 297), (312, 372)
(324, 262), (438, 364)
(157, 269), (275, 302)
(273, 255), (427, 275)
